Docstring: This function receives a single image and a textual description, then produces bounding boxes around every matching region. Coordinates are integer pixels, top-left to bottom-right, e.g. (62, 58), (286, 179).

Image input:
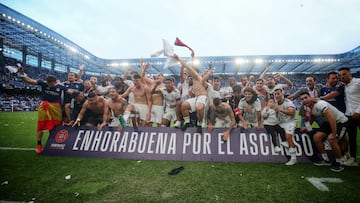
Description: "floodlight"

(193, 59), (200, 66)
(255, 59), (263, 64)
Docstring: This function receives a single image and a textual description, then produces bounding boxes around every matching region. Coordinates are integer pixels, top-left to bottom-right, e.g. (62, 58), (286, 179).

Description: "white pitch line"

(0, 147), (35, 151)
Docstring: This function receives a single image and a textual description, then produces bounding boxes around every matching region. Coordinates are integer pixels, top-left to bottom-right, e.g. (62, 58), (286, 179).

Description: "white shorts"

(187, 95), (208, 113)
(134, 103), (149, 121)
(108, 116), (120, 127)
(163, 108), (176, 122)
(279, 120), (297, 136)
(150, 105), (164, 124)
(215, 116), (232, 128)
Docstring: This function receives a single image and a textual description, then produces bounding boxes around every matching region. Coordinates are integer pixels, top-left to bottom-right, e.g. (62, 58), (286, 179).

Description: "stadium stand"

(0, 3), (360, 112)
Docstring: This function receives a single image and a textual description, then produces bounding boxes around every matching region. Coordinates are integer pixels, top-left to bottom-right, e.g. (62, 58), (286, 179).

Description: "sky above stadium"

(1, 0), (360, 59)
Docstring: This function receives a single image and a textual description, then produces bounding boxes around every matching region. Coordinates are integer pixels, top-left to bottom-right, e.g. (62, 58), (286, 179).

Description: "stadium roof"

(1, 3), (360, 77)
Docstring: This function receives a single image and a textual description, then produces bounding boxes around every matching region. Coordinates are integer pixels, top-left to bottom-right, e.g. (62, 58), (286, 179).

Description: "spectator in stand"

(338, 67), (360, 165)
(17, 64), (75, 154)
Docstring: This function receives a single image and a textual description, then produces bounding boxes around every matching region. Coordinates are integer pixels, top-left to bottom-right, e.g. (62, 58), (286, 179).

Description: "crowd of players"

(10, 52), (360, 172)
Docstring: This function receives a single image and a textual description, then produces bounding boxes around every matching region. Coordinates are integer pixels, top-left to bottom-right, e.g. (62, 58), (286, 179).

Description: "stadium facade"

(1, 3), (360, 77)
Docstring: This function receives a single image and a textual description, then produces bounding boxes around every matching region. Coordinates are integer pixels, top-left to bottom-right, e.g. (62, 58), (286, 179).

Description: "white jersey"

(312, 100), (348, 124)
(263, 84), (287, 99)
(97, 84), (114, 97)
(220, 86), (233, 99)
(344, 77), (360, 116)
(124, 80), (134, 87)
(207, 84), (221, 105)
(262, 108), (279, 126)
(277, 98), (296, 123)
(159, 87), (181, 110)
(178, 80), (190, 101)
(238, 98), (262, 123)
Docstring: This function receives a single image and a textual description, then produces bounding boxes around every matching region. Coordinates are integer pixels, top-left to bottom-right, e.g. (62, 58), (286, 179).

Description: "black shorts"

(318, 121), (348, 139)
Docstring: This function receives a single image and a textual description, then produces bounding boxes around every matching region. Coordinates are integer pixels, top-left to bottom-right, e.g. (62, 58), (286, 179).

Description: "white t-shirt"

(277, 98), (296, 124)
(263, 84), (287, 99)
(312, 100), (348, 123)
(178, 80), (190, 101)
(238, 98), (262, 123)
(159, 87), (181, 109)
(207, 84), (221, 105)
(262, 108), (279, 126)
(344, 77), (360, 116)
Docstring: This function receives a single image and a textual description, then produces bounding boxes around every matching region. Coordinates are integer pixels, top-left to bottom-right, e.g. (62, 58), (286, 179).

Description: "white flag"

(5, 66), (18, 73)
(163, 39), (174, 57)
(163, 39), (178, 67)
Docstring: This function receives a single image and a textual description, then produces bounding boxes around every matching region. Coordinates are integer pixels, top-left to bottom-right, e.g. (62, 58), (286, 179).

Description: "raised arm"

(179, 64), (187, 84)
(76, 64), (84, 83)
(140, 62), (154, 86)
(122, 68), (131, 81)
(259, 66), (270, 80)
(151, 80), (162, 94)
(288, 87), (306, 100)
(17, 64), (38, 85)
(201, 67), (216, 86)
(173, 54), (201, 81)
(276, 73), (293, 89)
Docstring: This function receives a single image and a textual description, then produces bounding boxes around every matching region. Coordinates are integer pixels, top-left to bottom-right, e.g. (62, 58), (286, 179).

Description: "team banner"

(43, 126), (315, 163)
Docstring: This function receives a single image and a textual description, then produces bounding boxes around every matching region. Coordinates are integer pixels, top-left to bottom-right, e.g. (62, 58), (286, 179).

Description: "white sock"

(123, 111), (131, 123)
(289, 147), (297, 160)
(321, 153), (329, 162)
(183, 116), (190, 124)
